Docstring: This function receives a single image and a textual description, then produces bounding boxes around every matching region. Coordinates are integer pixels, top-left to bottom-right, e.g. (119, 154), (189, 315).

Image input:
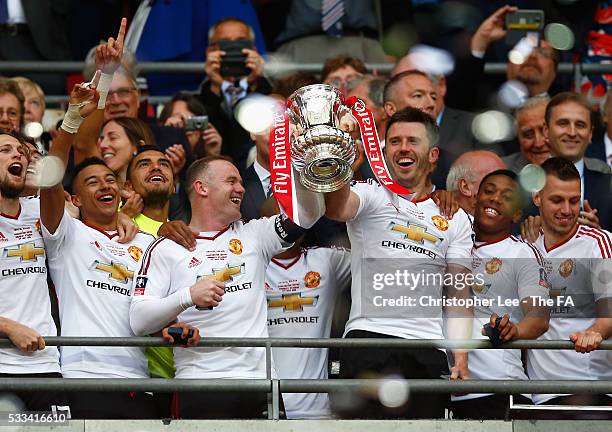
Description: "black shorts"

(178, 390), (285, 419)
(67, 391), (159, 419)
(451, 394), (533, 420)
(0, 372), (67, 412)
(336, 329), (450, 419)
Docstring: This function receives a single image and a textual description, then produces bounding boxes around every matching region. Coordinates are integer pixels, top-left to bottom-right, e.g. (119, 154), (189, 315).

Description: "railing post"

(265, 341), (274, 420)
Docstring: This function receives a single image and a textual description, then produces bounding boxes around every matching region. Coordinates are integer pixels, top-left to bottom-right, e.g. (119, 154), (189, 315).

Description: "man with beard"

(124, 145), (176, 237)
(324, 107), (473, 419)
(0, 130), (65, 412)
(527, 157), (612, 417)
(451, 169), (550, 419)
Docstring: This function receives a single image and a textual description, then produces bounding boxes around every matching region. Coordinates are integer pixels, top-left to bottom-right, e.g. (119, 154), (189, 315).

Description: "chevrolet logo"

(5, 243), (45, 261)
(94, 261), (134, 283)
(389, 222), (442, 245)
(202, 264), (245, 282)
(268, 293), (319, 312)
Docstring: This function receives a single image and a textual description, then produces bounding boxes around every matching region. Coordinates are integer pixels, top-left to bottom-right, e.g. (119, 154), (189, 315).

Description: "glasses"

(0, 109), (19, 120)
(108, 87), (137, 99)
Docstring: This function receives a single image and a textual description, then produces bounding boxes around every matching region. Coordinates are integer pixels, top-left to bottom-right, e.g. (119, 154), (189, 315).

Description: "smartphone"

(505, 10), (544, 32)
(218, 39), (253, 78)
(167, 327), (194, 345)
(185, 115), (209, 131)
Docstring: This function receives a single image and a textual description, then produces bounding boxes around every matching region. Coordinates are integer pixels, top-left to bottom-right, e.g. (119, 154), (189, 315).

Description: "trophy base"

(301, 155), (354, 193)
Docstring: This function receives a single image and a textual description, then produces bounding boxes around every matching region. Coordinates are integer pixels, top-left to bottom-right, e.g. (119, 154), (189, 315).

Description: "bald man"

(446, 150), (506, 216)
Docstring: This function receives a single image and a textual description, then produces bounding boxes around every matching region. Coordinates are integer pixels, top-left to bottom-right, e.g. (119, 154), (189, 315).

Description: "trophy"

(286, 84), (356, 193)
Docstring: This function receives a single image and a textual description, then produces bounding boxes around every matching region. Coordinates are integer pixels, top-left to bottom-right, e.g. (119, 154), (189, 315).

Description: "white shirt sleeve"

(41, 210), (76, 260)
(446, 210), (473, 268)
(246, 216), (288, 262)
(329, 247), (352, 291)
(129, 239), (193, 335)
(350, 180), (379, 221)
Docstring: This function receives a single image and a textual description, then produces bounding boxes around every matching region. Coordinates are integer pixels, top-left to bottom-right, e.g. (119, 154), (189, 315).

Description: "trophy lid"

(286, 84), (345, 129)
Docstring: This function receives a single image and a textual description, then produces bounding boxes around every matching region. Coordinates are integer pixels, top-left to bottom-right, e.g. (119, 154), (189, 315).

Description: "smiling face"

(127, 150), (174, 206)
(198, 160), (245, 224)
(534, 174), (580, 239)
(104, 73), (139, 120)
(384, 121), (438, 189)
(475, 174), (521, 238)
(517, 102), (550, 165)
(72, 163), (120, 225)
(97, 120), (137, 174)
(0, 134), (28, 198)
(545, 101), (593, 162)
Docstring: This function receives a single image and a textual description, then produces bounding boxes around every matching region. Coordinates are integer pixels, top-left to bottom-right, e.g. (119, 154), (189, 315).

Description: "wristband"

(60, 103), (85, 134)
(180, 286), (195, 310)
(97, 72), (114, 109)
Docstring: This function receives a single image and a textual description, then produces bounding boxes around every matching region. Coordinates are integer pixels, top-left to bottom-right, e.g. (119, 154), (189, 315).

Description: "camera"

(185, 115), (209, 131)
(505, 10), (544, 32)
(218, 39), (253, 78)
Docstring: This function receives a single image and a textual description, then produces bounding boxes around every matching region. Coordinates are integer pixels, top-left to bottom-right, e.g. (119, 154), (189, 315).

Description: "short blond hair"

(11, 76), (46, 113)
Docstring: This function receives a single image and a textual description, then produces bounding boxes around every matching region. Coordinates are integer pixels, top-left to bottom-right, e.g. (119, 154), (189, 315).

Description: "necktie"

(321, 0), (343, 37)
(265, 181), (273, 198)
(0, 0), (9, 24)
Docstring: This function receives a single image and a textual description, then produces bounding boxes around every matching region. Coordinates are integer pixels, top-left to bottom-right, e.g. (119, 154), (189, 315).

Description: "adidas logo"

(188, 256), (201, 268)
(0, 232), (6, 242)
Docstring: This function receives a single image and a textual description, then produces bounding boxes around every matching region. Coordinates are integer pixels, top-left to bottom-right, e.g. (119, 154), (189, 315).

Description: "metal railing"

(2, 61), (612, 75)
(1, 337), (611, 420)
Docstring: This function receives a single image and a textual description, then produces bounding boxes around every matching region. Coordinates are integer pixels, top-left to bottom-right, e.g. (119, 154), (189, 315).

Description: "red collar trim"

(83, 221), (118, 240)
(0, 203), (21, 220)
(271, 251), (303, 269)
(196, 224), (230, 240)
(544, 224), (579, 253)
(474, 234), (511, 249)
(411, 193), (432, 204)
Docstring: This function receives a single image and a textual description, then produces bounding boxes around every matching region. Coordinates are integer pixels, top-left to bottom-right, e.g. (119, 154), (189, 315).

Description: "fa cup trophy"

(286, 84), (356, 193)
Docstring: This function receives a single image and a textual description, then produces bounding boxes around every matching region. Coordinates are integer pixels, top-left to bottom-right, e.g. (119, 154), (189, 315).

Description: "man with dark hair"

(39, 83), (165, 418)
(130, 155), (324, 418)
(0, 129), (65, 413)
(527, 157), (612, 417)
(544, 92), (612, 230)
(270, 72), (318, 99)
(0, 78), (25, 132)
(451, 169), (549, 419)
(324, 107), (473, 419)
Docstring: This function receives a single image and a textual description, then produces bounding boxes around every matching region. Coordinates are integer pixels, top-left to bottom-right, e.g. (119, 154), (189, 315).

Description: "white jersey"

(344, 180), (473, 340)
(42, 211), (154, 378)
(133, 217), (287, 379)
(453, 235), (549, 402)
(528, 225), (612, 404)
(0, 197), (59, 374)
(266, 246), (351, 419)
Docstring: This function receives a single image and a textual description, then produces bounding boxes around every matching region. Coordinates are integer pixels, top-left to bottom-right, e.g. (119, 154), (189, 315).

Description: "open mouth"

(97, 193), (115, 204)
(102, 152), (115, 162)
(396, 157), (415, 169)
(230, 197), (241, 205)
(146, 174), (167, 184)
(8, 162), (23, 177)
(484, 207), (500, 217)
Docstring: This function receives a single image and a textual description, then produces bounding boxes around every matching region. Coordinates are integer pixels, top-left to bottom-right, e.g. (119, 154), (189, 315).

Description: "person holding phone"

(198, 17), (272, 173)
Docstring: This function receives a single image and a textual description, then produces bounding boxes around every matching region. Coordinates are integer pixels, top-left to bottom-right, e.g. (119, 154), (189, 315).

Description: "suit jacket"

(22, 0), (71, 60)
(585, 134), (607, 165)
(240, 165), (267, 222)
(503, 152), (530, 174)
(584, 165), (612, 231)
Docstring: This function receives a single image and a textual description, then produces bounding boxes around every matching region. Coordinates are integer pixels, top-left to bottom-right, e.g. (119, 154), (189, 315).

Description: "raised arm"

(74, 18), (127, 164)
(41, 77), (100, 234)
(324, 184), (361, 222)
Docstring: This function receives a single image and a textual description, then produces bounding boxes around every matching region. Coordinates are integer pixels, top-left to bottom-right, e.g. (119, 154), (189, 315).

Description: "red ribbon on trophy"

(268, 108), (294, 220)
(345, 96), (411, 195)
